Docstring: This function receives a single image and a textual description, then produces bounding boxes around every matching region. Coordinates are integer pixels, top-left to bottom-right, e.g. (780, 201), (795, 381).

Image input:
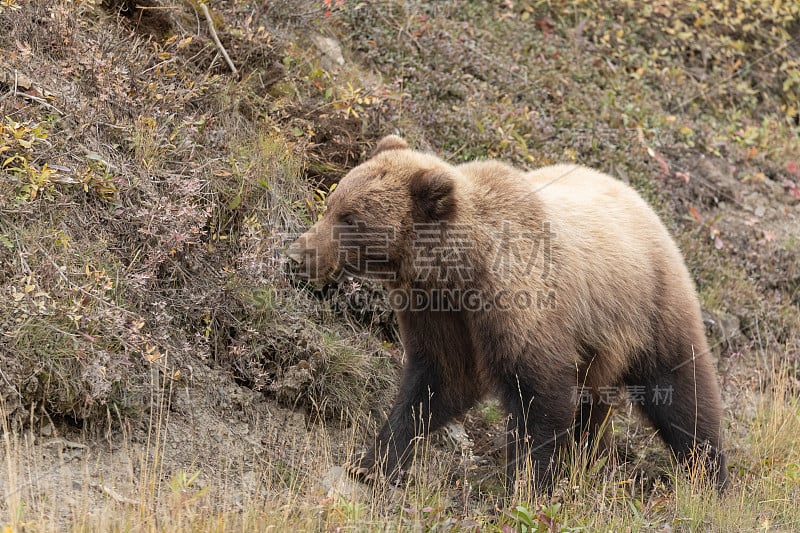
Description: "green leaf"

(0, 235), (14, 251)
(227, 193), (242, 210)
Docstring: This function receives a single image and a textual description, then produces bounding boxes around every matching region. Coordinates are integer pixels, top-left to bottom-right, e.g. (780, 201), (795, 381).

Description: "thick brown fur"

(287, 137), (728, 494)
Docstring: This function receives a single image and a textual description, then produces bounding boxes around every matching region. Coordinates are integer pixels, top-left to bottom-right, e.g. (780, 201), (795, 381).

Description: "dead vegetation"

(1, 0), (799, 530)
(0, 0), (397, 427)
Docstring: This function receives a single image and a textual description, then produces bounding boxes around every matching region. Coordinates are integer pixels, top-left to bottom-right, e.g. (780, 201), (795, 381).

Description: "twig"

(12, 71), (65, 116)
(43, 438), (87, 450)
(91, 483), (138, 506)
(199, 3), (238, 77)
(0, 365), (22, 399)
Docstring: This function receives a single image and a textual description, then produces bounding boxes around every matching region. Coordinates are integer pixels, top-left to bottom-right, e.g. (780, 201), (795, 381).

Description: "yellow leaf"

(3, 154), (26, 168)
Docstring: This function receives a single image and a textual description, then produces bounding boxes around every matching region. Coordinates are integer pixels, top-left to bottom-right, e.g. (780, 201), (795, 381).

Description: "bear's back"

(525, 164), (670, 260)
(534, 165), (703, 378)
(457, 161), (702, 382)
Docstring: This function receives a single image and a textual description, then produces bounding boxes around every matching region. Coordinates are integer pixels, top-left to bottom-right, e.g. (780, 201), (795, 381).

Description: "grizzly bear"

(286, 135), (728, 493)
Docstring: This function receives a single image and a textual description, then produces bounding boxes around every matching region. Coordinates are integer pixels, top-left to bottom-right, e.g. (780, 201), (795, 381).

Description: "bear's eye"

(340, 214), (356, 227)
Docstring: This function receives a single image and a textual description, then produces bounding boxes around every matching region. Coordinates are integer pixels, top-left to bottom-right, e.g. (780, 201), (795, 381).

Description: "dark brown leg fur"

(574, 395), (613, 457)
(352, 309), (481, 481)
(498, 365), (576, 494)
(627, 324), (728, 492)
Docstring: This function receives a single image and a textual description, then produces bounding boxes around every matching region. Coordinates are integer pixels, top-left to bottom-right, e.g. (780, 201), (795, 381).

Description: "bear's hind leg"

(631, 347), (728, 492)
(499, 368), (577, 495)
(573, 394), (613, 458)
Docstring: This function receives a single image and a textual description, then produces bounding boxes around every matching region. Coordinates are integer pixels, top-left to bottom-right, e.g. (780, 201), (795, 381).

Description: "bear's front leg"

(351, 358), (445, 482)
(351, 352), (478, 483)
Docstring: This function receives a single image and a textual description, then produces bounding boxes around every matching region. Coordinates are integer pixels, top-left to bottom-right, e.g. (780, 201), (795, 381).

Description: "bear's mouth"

(286, 256), (342, 286)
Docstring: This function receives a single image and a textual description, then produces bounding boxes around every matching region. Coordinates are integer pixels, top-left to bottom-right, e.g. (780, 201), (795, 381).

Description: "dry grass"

(1, 361), (799, 531)
(1, 0), (800, 530)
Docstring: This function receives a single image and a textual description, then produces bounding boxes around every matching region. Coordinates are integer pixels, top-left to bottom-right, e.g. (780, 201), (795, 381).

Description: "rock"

(703, 310), (741, 352)
(311, 34), (345, 67)
(717, 312), (741, 343)
(318, 466), (369, 500)
(268, 365), (313, 404)
(438, 421), (473, 451)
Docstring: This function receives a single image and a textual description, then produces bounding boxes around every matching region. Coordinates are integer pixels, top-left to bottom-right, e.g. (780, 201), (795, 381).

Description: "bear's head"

(286, 135), (460, 285)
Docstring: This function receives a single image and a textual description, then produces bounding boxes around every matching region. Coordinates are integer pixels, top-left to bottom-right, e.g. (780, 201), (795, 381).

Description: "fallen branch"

(199, 3), (238, 77)
(43, 438), (87, 449)
(91, 483), (138, 506)
(4, 70), (66, 116)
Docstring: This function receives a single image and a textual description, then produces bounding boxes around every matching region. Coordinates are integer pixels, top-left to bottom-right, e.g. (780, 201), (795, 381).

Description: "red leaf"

(714, 235), (724, 249)
(784, 179), (800, 201)
(689, 206), (704, 224)
(655, 154), (670, 175)
(534, 17), (555, 34)
(537, 511), (556, 527)
(787, 161), (798, 175)
(646, 147), (670, 176)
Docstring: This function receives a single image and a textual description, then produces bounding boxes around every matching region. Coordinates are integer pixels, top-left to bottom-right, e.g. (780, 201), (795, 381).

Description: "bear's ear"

(409, 169), (456, 221)
(371, 135), (409, 157)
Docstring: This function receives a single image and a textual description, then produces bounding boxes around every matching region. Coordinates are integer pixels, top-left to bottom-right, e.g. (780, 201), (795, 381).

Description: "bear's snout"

(285, 240), (306, 265)
(286, 235), (315, 275)
(285, 230), (336, 283)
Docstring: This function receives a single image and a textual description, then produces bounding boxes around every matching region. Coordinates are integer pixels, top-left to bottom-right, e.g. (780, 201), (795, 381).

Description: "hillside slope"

(1, 0), (799, 530)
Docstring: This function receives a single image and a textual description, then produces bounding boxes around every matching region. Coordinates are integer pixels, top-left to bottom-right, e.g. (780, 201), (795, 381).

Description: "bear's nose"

(286, 241), (305, 264)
